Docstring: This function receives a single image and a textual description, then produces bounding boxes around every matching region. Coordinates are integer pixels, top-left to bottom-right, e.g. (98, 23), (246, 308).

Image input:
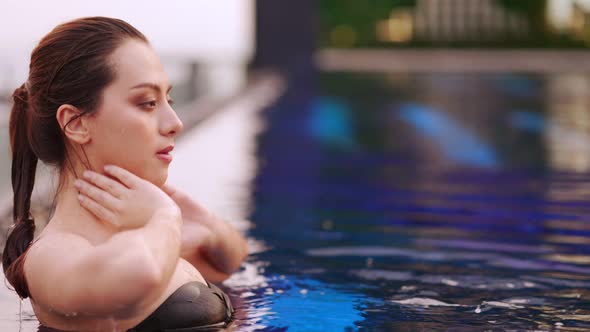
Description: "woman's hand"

(74, 165), (180, 230)
(161, 184), (248, 278)
(160, 184), (215, 251)
(161, 184), (212, 223)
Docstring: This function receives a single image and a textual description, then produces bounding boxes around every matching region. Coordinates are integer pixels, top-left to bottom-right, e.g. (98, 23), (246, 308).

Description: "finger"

(161, 183), (177, 196)
(162, 184), (191, 202)
(165, 188), (207, 217)
(162, 184), (192, 205)
(77, 194), (118, 226)
(161, 184), (193, 208)
(103, 165), (138, 188)
(83, 170), (128, 196)
(74, 179), (121, 212)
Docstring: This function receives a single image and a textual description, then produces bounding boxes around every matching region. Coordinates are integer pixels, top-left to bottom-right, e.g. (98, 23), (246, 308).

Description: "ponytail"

(2, 82), (38, 299)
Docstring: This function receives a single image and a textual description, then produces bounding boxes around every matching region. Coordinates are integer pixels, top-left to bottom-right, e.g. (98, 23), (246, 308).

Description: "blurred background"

(2, 1), (590, 331)
(319, 0), (590, 48)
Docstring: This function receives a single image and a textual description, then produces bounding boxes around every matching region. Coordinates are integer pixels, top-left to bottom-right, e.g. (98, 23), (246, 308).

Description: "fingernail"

(77, 194), (84, 202)
(83, 171), (91, 178)
(74, 179), (82, 188)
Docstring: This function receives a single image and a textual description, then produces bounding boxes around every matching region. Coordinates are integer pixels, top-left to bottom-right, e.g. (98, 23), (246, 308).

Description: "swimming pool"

(2, 70), (590, 331)
(228, 71), (590, 331)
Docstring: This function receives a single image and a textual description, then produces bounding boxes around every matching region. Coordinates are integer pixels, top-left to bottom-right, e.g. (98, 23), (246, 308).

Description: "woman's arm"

(25, 207), (182, 319)
(163, 184), (248, 281)
(194, 211), (248, 274)
(180, 215), (248, 282)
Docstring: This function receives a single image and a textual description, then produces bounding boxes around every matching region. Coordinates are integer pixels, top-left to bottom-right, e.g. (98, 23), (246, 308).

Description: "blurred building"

(409, 0), (528, 43)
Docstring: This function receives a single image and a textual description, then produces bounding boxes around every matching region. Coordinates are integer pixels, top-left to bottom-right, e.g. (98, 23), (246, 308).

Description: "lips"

(156, 145), (174, 163)
(157, 145), (174, 154)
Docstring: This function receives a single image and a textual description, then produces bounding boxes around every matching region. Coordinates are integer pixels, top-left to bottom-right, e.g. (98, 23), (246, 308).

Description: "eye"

(139, 100), (157, 109)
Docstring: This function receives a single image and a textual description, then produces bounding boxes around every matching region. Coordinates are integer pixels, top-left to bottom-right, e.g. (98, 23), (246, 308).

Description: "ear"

(56, 104), (91, 144)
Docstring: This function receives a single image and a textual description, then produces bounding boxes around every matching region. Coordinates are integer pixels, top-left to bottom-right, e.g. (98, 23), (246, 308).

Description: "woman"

(2, 16), (248, 331)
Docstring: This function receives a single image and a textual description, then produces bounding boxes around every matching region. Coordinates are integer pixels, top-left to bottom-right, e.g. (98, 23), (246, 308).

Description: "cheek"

(115, 121), (155, 161)
(90, 110), (157, 172)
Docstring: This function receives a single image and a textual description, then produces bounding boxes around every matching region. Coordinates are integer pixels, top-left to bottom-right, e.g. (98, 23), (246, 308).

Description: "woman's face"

(85, 39), (183, 187)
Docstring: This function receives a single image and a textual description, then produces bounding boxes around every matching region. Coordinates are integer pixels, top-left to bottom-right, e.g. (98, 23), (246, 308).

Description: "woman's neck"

(46, 170), (118, 243)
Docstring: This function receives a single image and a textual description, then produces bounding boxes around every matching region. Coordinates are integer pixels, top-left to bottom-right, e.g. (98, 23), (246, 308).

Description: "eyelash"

(139, 99), (174, 109)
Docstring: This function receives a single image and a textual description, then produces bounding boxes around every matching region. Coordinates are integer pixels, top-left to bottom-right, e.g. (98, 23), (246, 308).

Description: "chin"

(124, 165), (166, 188)
(150, 169), (168, 188)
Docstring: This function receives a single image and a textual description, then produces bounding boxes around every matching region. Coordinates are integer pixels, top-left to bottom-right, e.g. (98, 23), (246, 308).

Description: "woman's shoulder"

(27, 226), (91, 257)
(23, 228), (92, 293)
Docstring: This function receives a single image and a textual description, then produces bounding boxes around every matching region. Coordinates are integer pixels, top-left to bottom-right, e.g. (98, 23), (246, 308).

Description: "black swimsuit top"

(37, 280), (234, 332)
(128, 280), (235, 332)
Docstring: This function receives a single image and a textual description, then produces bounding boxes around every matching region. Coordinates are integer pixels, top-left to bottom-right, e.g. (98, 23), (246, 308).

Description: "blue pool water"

(229, 72), (590, 331)
(3, 71), (590, 331)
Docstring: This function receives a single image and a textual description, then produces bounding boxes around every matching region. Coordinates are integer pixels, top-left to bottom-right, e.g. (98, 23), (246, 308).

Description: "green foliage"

(319, 0), (417, 47)
(319, 0), (414, 30)
(496, 0), (546, 13)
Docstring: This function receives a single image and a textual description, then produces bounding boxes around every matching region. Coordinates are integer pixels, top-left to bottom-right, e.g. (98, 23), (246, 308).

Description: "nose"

(160, 104), (183, 137)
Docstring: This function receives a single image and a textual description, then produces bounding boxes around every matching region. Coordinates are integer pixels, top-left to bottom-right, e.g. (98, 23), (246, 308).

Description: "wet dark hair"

(2, 16), (148, 299)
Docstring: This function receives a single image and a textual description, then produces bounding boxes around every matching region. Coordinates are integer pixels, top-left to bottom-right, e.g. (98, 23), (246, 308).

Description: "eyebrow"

(130, 82), (172, 93)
